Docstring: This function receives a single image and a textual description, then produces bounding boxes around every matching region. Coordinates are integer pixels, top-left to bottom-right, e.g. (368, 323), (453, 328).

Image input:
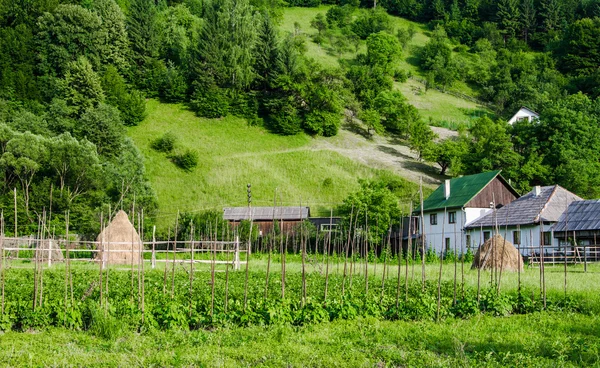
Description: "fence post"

(234, 236), (240, 271)
(47, 239), (52, 268)
(151, 225), (156, 269)
(584, 243), (587, 273)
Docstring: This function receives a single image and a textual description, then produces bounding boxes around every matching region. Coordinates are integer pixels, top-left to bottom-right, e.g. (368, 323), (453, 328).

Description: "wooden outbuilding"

(223, 206), (310, 235)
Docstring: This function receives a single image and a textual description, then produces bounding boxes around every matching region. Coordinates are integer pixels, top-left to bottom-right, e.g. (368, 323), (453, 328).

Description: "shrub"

(120, 90), (147, 126)
(394, 69), (408, 82)
(171, 149), (199, 171)
(190, 85), (229, 118)
(151, 132), (177, 153)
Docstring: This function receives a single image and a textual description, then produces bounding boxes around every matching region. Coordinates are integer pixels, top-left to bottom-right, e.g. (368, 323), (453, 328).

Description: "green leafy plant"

(171, 149), (199, 171)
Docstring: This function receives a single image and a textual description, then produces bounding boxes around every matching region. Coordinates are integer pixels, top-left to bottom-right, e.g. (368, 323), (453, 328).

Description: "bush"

(171, 149), (199, 171)
(266, 96), (302, 135)
(302, 110), (341, 137)
(120, 90), (147, 126)
(159, 63), (187, 103)
(151, 132), (177, 153)
(190, 84), (229, 119)
(394, 69), (408, 82)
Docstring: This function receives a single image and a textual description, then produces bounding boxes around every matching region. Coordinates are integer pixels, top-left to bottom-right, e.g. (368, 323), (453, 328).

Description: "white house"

(507, 106), (539, 125)
(465, 185), (582, 256)
(416, 171), (519, 255)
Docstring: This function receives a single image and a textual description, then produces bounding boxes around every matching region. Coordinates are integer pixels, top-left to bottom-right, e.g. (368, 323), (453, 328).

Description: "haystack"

(96, 210), (142, 265)
(471, 234), (523, 271)
(35, 239), (64, 262)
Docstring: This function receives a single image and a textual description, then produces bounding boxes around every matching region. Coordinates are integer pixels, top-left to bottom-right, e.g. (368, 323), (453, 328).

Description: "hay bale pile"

(471, 234), (523, 271)
(96, 210), (142, 265)
(35, 239), (64, 262)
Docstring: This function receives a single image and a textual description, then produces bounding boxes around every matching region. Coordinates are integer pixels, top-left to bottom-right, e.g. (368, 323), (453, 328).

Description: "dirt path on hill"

(227, 124), (456, 187)
(311, 126), (456, 187)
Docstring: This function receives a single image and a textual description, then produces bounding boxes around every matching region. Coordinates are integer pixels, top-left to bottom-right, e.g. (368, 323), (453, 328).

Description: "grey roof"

(223, 207), (310, 221)
(553, 200), (600, 232)
(466, 185), (582, 229)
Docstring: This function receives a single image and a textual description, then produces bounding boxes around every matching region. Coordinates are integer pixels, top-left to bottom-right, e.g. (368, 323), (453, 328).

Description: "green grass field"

(280, 7), (493, 127)
(1, 313), (598, 366)
(128, 100), (419, 228)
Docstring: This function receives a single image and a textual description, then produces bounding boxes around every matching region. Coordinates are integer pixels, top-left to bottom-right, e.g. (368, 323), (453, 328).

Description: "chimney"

(534, 185), (541, 196)
(444, 179), (451, 200)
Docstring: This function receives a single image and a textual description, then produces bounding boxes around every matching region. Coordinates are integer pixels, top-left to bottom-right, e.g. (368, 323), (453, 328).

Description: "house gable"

(465, 176), (519, 209)
(507, 106), (540, 125)
(418, 171), (519, 213)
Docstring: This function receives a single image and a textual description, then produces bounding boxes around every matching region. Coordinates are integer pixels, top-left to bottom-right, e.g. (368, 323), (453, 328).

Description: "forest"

(0, 0), (599, 236)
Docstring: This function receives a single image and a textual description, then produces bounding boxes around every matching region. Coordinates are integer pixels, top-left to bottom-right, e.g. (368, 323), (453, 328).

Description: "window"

(483, 231), (491, 242)
(448, 211), (456, 224)
(543, 232), (552, 246)
(445, 238), (451, 253)
(320, 224), (337, 232)
(430, 213), (437, 225)
(466, 234), (472, 248)
(513, 230), (521, 245)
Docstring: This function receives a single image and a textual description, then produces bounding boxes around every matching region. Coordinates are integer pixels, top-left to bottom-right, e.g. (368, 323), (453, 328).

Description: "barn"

(223, 206), (310, 235)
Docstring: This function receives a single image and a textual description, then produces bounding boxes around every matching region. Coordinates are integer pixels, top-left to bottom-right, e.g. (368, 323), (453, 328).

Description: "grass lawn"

(1, 313), (598, 366)
(128, 100), (419, 229)
(396, 79), (491, 127)
(280, 7), (493, 128)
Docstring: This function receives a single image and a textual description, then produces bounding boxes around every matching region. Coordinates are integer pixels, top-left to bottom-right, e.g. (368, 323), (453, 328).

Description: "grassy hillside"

(128, 100), (420, 228)
(280, 6), (492, 127)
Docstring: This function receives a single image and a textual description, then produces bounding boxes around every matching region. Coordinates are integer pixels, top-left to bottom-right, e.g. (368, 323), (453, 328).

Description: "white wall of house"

(422, 208), (489, 255)
(465, 208), (493, 226)
(508, 108), (539, 125)
(465, 223), (558, 256)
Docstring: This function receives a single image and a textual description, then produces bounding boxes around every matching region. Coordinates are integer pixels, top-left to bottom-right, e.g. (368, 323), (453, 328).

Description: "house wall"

(508, 109), (539, 125)
(422, 209), (473, 255)
(229, 220), (301, 236)
(466, 223), (558, 256)
(465, 208), (492, 226)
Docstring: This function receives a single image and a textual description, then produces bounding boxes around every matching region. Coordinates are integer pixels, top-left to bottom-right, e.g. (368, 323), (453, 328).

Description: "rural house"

(553, 200), (600, 262)
(465, 185), (582, 256)
(416, 171), (519, 255)
(223, 206), (310, 235)
(507, 106), (540, 125)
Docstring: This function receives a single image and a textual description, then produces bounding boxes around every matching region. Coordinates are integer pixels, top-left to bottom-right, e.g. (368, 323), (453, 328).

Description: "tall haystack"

(96, 210), (142, 265)
(472, 234), (523, 271)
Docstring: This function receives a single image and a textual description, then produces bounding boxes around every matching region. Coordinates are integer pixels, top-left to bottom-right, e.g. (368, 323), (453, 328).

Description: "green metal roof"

(417, 171), (502, 212)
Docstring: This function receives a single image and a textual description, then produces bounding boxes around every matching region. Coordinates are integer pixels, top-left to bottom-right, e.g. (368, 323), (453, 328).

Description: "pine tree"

(198, 0), (258, 90)
(127, 0), (160, 67)
(254, 12), (280, 90)
(540, 0), (563, 32)
(520, 0), (536, 43)
(93, 0), (130, 73)
(497, 0), (521, 40)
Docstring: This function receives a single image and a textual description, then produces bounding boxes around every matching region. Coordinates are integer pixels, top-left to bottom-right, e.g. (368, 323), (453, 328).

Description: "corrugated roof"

(417, 171), (503, 212)
(553, 200), (600, 232)
(223, 207), (309, 221)
(466, 185), (582, 228)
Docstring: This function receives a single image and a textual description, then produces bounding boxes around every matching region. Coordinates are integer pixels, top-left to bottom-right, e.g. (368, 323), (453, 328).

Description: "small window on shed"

(483, 231), (491, 242)
(543, 232), (552, 246)
(513, 230), (521, 245)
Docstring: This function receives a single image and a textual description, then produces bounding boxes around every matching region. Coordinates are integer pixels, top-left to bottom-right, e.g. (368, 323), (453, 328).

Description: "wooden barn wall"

(229, 220), (301, 235)
(466, 177), (517, 208)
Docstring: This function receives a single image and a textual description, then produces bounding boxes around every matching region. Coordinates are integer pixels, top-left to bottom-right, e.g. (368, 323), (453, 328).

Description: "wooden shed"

(223, 206), (310, 235)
